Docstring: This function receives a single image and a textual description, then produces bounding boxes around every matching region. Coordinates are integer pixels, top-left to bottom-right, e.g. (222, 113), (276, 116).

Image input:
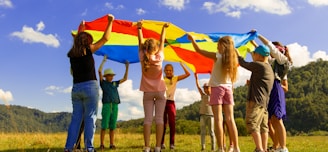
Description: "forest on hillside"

(118, 59), (328, 135)
(0, 59), (327, 135)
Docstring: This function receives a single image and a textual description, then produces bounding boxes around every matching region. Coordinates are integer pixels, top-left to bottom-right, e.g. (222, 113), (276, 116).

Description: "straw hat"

(103, 68), (115, 76)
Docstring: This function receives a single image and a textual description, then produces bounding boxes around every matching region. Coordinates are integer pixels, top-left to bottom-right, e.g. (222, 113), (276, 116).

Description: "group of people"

(64, 14), (292, 152)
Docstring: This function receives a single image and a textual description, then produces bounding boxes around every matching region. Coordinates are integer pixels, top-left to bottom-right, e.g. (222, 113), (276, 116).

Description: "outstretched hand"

(125, 60), (129, 68)
(137, 20), (143, 28)
(107, 14), (114, 21)
(78, 20), (85, 32)
(163, 22), (170, 28)
(187, 33), (194, 41)
(102, 55), (107, 62)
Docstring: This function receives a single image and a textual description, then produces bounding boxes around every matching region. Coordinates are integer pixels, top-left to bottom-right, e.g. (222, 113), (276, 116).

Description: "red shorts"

(209, 85), (234, 105)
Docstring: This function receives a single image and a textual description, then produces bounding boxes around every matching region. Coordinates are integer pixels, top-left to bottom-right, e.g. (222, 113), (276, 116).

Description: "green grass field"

(0, 131), (327, 152)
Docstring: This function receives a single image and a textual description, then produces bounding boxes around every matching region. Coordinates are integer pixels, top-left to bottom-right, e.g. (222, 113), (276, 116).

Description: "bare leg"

(212, 105), (224, 151)
(100, 129), (106, 146)
(268, 119), (279, 149)
(110, 129), (115, 146)
(272, 116), (287, 149)
(261, 132), (268, 151)
(223, 105), (240, 151)
(251, 132), (263, 151)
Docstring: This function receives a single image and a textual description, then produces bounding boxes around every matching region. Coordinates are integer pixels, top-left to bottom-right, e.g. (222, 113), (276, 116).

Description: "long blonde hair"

(142, 38), (159, 72)
(218, 36), (238, 83)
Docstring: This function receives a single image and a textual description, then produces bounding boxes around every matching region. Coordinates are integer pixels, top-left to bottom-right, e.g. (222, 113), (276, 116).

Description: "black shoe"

(109, 145), (116, 149)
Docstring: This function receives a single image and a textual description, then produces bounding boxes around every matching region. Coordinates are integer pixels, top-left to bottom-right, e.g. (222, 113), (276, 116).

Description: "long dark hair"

(67, 32), (93, 58)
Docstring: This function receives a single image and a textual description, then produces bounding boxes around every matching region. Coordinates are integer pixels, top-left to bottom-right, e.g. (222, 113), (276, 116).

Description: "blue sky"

(1, 0), (328, 120)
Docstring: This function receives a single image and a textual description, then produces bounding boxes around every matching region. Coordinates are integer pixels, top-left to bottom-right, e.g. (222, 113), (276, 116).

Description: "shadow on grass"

(0, 148), (62, 152)
(0, 145), (145, 152)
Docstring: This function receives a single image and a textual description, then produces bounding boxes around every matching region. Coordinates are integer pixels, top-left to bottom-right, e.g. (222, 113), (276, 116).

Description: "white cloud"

(308, 0), (328, 7)
(10, 22), (60, 48)
(105, 2), (114, 9)
(234, 67), (252, 87)
(286, 43), (312, 67)
(287, 43), (328, 66)
(81, 9), (88, 16)
(175, 88), (200, 109)
(202, 0), (291, 18)
(312, 50), (328, 60)
(136, 8), (146, 15)
(159, 0), (189, 11)
(104, 2), (124, 10)
(0, 89), (14, 105)
(118, 80), (143, 107)
(0, 0), (13, 8)
(45, 85), (71, 95)
(117, 4), (124, 9)
(36, 21), (45, 31)
(118, 106), (144, 120)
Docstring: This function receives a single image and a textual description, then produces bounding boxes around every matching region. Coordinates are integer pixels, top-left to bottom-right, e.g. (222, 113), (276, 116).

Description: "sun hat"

(103, 68), (115, 76)
(254, 45), (270, 57)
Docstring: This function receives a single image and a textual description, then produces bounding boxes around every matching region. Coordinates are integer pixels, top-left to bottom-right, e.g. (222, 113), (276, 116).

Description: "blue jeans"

(65, 80), (99, 152)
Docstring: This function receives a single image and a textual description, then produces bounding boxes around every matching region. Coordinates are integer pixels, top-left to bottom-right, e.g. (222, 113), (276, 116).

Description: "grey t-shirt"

(238, 56), (274, 107)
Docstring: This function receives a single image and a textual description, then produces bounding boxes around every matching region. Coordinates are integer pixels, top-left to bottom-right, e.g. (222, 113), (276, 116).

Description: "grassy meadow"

(0, 131), (327, 152)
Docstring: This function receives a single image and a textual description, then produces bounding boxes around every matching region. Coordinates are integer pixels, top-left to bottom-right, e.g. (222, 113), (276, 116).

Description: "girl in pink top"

(137, 20), (169, 152)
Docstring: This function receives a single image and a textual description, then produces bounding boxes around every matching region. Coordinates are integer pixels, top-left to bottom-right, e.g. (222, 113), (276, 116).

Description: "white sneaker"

(278, 147), (289, 152)
(228, 146), (234, 152)
(143, 147), (151, 152)
(154, 147), (161, 152)
(233, 147), (240, 152)
(170, 144), (175, 149)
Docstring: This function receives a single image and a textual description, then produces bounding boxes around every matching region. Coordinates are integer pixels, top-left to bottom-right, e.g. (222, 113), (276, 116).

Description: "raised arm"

(187, 33), (216, 60)
(98, 55), (107, 82)
(257, 33), (270, 46)
(159, 23), (169, 51)
(137, 20), (144, 51)
(119, 61), (129, 84)
(257, 33), (288, 64)
(78, 20), (86, 33)
(194, 73), (204, 95)
(177, 62), (190, 81)
(90, 14), (115, 53)
(250, 40), (258, 48)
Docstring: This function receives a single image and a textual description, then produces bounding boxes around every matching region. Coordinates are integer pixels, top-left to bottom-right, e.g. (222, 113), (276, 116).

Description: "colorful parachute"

(74, 15), (257, 73)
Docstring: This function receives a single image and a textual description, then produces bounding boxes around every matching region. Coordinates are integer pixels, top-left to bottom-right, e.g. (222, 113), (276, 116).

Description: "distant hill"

(0, 105), (71, 132)
(1, 59), (327, 135)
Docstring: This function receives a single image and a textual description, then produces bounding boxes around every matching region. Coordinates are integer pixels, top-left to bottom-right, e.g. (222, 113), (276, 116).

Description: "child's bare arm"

(98, 55), (107, 82)
(177, 62), (190, 81)
(194, 73), (204, 95)
(137, 20), (144, 51)
(120, 61), (129, 84)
